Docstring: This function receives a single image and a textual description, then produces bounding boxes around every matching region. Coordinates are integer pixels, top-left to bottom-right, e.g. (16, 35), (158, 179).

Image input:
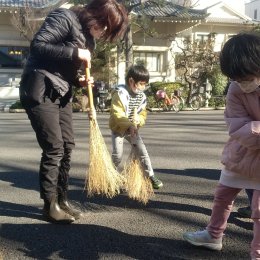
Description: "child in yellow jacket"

(109, 65), (163, 189)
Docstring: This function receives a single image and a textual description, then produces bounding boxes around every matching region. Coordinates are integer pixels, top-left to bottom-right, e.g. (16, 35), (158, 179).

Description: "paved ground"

(0, 110), (252, 260)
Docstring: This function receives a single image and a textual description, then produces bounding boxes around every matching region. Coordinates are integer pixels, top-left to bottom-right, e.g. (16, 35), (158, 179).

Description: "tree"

(119, 0), (169, 69)
(91, 42), (118, 85)
(174, 33), (221, 105)
(11, 6), (44, 42)
(119, 0), (200, 70)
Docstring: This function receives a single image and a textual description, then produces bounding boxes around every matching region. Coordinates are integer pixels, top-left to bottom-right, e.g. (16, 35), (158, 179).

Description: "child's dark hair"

(220, 32), (260, 79)
(125, 65), (149, 83)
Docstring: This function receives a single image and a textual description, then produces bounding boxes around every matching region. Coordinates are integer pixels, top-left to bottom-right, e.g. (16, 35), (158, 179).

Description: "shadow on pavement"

(1, 223), (188, 260)
(0, 170), (39, 192)
(155, 168), (221, 181)
(0, 201), (43, 221)
(0, 167), (220, 195)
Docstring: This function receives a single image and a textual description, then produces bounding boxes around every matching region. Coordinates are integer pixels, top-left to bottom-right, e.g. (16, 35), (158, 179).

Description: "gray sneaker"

(183, 230), (222, 251)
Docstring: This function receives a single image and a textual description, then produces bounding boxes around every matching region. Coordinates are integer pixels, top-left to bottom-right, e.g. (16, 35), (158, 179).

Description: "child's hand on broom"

(129, 125), (138, 146)
(129, 125), (138, 137)
(131, 115), (140, 126)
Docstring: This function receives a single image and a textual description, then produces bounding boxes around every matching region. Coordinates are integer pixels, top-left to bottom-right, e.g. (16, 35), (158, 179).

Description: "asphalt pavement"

(0, 110), (252, 260)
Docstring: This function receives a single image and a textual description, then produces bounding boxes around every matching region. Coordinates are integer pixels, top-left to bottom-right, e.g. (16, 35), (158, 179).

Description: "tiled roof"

(0, 0), (207, 21)
(132, 1), (208, 20)
(0, 0), (63, 8)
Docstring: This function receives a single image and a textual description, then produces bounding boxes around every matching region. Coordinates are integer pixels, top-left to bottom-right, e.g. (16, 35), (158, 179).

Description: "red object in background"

(156, 90), (166, 99)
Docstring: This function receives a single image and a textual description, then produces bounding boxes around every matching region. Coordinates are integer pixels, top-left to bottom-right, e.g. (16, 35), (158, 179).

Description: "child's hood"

(111, 84), (146, 114)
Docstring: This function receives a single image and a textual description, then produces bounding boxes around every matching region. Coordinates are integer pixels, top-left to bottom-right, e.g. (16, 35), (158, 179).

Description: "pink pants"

(207, 183), (260, 259)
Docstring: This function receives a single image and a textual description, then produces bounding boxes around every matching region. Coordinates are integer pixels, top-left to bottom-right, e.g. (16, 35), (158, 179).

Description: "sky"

(195, 0), (246, 13)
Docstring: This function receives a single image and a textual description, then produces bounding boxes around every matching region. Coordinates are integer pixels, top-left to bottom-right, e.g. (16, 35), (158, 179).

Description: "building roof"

(204, 1), (258, 25)
(0, 0), (64, 8)
(0, 0), (207, 21)
(131, 1), (208, 21)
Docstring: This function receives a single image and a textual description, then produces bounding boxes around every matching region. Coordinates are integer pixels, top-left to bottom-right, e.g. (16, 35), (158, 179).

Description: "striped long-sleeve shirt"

(128, 92), (145, 121)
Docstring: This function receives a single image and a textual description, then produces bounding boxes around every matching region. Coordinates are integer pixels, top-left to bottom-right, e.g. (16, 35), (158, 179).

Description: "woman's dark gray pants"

(24, 97), (75, 202)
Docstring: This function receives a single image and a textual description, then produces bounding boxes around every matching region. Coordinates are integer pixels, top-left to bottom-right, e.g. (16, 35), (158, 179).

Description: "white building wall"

(195, 0), (245, 14)
(245, 0), (260, 21)
(173, 0), (245, 13)
(214, 34), (225, 52)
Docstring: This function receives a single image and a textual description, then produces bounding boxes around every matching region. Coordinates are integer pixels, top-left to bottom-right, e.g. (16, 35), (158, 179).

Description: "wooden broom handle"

(85, 66), (94, 110)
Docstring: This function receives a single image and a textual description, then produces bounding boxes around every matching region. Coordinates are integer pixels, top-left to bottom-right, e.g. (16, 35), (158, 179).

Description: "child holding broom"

(109, 65), (163, 190)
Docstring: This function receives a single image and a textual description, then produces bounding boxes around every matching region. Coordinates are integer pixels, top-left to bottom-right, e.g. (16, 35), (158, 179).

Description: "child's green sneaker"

(150, 176), (163, 189)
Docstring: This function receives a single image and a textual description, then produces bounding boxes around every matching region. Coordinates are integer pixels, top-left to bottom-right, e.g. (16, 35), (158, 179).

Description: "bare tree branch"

(11, 6), (43, 42)
(174, 34), (219, 104)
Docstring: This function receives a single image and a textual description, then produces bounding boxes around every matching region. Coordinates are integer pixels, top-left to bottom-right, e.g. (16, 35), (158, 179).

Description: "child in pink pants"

(183, 32), (260, 260)
(207, 184), (260, 257)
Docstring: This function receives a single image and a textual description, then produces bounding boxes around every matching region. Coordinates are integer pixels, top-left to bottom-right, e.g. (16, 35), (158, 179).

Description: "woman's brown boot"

(43, 195), (75, 224)
(58, 191), (83, 220)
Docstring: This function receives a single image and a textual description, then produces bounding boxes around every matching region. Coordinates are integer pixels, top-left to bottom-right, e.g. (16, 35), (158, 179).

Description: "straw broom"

(122, 108), (154, 204)
(85, 66), (125, 198)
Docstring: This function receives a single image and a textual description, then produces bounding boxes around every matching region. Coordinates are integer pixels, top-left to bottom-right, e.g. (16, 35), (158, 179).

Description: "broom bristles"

(123, 153), (154, 204)
(85, 119), (125, 198)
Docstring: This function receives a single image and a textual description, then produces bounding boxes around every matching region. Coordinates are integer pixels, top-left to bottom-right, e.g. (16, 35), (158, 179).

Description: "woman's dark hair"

(126, 65), (149, 83)
(71, 0), (128, 42)
(220, 32), (260, 79)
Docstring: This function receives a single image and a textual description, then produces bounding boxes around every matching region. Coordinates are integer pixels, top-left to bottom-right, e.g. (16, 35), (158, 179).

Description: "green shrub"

(209, 96), (226, 108)
(210, 67), (228, 96)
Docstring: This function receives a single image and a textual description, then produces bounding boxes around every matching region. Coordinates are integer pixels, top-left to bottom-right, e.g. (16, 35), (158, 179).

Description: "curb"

(147, 107), (225, 112)
(5, 107), (225, 113)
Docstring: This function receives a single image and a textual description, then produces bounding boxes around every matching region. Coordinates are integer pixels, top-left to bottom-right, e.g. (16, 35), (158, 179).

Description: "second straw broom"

(122, 108), (154, 204)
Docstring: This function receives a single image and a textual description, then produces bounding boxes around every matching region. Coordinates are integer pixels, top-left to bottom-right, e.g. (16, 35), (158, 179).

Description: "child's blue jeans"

(111, 131), (154, 177)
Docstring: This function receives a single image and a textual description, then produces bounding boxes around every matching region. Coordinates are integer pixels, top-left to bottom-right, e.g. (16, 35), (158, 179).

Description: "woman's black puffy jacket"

(20, 8), (94, 104)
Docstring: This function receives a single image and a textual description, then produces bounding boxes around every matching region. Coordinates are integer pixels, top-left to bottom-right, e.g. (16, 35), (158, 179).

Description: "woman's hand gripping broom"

(85, 66), (125, 198)
(123, 108), (154, 204)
